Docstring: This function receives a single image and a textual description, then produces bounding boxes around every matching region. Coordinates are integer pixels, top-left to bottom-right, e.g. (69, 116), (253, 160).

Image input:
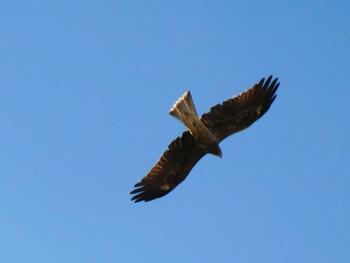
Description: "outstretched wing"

(130, 131), (206, 202)
(201, 75), (279, 142)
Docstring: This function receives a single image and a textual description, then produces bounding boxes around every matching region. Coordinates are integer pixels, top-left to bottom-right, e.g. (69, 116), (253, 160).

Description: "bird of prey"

(130, 75), (279, 202)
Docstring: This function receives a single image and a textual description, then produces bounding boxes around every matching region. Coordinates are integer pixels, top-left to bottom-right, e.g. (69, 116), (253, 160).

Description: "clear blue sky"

(1, 1), (349, 262)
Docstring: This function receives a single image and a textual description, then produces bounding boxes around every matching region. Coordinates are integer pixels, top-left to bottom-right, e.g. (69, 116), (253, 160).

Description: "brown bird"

(131, 76), (279, 202)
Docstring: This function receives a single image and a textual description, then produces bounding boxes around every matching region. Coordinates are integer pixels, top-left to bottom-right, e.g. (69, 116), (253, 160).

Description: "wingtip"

(134, 182), (143, 187)
(130, 191), (145, 202)
(260, 75), (280, 92)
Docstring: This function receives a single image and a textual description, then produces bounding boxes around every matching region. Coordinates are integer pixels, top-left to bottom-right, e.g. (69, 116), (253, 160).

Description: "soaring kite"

(131, 76), (279, 202)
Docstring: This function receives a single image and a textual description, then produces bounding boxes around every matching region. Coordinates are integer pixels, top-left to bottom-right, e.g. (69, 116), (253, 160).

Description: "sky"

(0, 1), (349, 262)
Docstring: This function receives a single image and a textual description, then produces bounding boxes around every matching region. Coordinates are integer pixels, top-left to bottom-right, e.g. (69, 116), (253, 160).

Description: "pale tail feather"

(169, 91), (198, 124)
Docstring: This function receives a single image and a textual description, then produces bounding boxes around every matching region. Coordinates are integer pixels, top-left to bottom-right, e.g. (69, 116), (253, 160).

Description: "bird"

(130, 75), (279, 202)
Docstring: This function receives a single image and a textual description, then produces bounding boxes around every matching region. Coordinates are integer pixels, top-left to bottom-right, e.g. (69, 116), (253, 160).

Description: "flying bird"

(131, 75), (279, 202)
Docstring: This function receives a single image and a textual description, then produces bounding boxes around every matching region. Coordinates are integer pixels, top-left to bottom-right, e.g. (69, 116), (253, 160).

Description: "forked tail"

(169, 91), (198, 125)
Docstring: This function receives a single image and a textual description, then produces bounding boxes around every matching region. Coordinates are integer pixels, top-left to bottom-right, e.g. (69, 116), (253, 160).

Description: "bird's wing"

(200, 76), (279, 142)
(130, 131), (206, 202)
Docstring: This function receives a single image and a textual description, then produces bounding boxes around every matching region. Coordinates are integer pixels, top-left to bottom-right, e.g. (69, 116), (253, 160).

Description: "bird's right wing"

(201, 76), (279, 142)
(130, 131), (206, 202)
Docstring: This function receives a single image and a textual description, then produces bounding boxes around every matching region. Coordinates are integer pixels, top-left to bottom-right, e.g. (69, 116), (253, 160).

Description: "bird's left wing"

(201, 75), (279, 142)
(130, 131), (206, 202)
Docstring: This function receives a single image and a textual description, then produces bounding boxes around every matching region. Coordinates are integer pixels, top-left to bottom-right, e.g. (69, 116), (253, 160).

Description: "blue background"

(1, 1), (349, 262)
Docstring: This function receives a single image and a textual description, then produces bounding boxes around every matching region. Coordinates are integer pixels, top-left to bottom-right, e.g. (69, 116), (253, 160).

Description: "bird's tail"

(169, 91), (198, 125)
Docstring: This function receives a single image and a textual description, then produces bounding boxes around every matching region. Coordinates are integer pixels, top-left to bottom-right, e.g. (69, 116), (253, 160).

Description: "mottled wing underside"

(130, 131), (206, 202)
(201, 75), (279, 141)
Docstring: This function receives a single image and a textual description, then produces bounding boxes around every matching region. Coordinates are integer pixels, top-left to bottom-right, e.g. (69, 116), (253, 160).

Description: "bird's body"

(131, 76), (280, 202)
(169, 90), (222, 157)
